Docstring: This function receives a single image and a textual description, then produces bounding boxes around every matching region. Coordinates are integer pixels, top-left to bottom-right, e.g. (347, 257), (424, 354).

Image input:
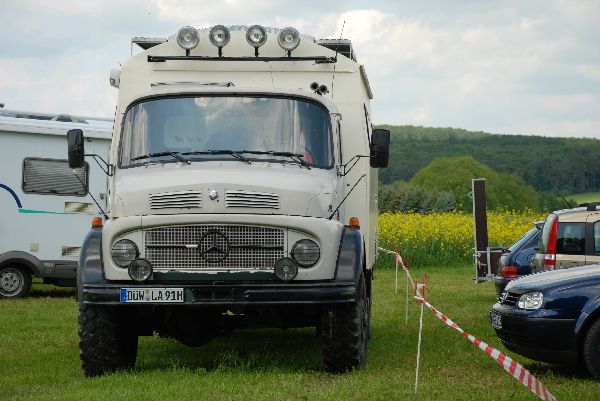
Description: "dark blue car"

(491, 264), (600, 378)
(495, 222), (543, 296)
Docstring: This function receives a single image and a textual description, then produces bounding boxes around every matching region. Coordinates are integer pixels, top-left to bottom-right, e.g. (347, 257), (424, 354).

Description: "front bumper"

(491, 303), (577, 364)
(81, 281), (357, 305)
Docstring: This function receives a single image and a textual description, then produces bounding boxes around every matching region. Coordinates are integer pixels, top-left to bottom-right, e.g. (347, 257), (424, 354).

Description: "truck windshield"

(119, 96), (334, 169)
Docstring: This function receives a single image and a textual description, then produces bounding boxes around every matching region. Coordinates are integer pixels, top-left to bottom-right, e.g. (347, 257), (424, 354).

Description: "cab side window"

(556, 222), (585, 255)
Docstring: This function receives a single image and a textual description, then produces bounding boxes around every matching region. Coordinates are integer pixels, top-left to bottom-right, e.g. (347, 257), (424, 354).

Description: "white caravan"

(69, 25), (389, 376)
(0, 109), (112, 297)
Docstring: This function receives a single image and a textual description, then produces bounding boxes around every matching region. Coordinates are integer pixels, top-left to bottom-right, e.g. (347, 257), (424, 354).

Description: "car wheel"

(583, 318), (600, 379)
(321, 273), (368, 373)
(0, 265), (32, 298)
(79, 303), (138, 377)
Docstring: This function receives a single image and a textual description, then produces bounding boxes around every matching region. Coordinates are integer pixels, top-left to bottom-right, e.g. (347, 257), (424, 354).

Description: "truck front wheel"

(78, 304), (138, 377)
(321, 273), (369, 373)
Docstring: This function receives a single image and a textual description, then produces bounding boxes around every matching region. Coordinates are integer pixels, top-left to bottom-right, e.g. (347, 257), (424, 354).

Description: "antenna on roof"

(331, 20), (345, 99)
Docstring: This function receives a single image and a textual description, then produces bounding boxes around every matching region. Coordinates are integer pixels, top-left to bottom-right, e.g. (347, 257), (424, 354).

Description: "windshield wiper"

(181, 149), (251, 164)
(241, 150), (311, 169)
(131, 151), (190, 164)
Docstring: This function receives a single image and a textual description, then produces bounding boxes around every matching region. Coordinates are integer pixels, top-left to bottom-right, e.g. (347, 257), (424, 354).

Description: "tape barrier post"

(405, 255), (410, 325)
(378, 247), (558, 401)
(394, 244), (399, 294)
(414, 280), (427, 394)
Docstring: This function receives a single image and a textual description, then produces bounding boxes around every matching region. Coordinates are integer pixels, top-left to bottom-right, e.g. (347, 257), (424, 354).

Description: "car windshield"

(119, 96), (334, 169)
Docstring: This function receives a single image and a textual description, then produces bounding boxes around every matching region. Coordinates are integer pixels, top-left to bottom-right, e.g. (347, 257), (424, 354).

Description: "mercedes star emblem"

(208, 189), (219, 200)
(199, 230), (229, 263)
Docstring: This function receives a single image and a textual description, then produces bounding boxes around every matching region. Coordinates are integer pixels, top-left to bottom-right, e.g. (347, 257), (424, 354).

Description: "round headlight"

(128, 258), (153, 282)
(246, 25), (267, 48)
(517, 291), (544, 310)
(209, 25), (230, 48)
(278, 27), (300, 52)
(177, 26), (199, 50)
(274, 258), (298, 281)
(291, 239), (320, 267)
(111, 239), (139, 267)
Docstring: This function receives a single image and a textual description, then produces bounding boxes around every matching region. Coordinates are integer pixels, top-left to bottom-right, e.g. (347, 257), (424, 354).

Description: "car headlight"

(274, 258), (298, 281)
(291, 239), (320, 267)
(517, 291), (544, 310)
(111, 239), (139, 267)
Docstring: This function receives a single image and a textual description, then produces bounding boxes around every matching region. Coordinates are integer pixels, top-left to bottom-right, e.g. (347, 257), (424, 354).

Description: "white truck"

(0, 109), (112, 298)
(68, 25), (389, 376)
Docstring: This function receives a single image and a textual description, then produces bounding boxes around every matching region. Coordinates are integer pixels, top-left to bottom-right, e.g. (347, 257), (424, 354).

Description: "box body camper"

(0, 110), (112, 297)
(71, 25), (389, 376)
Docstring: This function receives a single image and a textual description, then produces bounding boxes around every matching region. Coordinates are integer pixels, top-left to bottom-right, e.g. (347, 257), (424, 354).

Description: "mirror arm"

(339, 154), (370, 176)
(86, 153), (113, 176)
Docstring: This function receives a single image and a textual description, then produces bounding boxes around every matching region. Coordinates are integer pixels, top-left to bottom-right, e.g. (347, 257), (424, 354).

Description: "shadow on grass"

(28, 285), (76, 299)
(135, 328), (324, 373)
(525, 361), (593, 380)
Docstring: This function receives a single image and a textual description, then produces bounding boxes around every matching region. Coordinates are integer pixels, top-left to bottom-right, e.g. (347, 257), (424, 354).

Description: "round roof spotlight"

(274, 258), (298, 282)
(278, 27), (300, 54)
(209, 25), (230, 56)
(177, 26), (199, 53)
(246, 25), (267, 56)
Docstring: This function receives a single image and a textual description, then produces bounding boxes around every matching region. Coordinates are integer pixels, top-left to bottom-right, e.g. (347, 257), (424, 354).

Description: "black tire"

(78, 303), (138, 377)
(0, 265), (32, 299)
(321, 273), (369, 373)
(582, 318), (600, 379)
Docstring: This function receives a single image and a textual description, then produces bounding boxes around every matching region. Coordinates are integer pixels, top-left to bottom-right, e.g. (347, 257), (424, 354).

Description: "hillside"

(377, 125), (600, 194)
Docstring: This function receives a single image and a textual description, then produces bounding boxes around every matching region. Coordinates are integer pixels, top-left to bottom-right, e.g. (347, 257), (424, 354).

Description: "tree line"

(377, 125), (600, 195)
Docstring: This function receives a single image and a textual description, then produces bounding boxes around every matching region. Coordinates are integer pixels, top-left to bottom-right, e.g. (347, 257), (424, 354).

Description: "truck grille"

(145, 225), (284, 270)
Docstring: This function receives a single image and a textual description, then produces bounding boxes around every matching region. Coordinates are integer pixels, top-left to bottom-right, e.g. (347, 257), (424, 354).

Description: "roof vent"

(316, 39), (356, 61)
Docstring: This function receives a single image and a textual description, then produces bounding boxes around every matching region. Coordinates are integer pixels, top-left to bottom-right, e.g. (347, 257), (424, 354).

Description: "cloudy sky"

(1, 0), (599, 138)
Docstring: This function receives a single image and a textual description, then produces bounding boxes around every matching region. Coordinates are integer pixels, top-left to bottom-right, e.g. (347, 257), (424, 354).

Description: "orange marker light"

(91, 217), (103, 229)
(348, 217), (360, 228)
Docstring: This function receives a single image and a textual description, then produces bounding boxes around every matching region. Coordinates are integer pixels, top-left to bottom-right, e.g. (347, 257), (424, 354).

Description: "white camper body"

(74, 26), (389, 375)
(0, 110), (112, 297)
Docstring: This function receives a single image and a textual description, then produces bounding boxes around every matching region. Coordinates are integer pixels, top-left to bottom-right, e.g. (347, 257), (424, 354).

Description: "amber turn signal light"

(91, 217), (103, 229)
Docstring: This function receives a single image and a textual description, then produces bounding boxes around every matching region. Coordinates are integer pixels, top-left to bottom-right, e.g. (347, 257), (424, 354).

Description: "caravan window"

(22, 158), (88, 196)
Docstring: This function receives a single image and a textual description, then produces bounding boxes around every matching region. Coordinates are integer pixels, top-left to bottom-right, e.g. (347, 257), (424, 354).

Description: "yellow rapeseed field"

(378, 211), (546, 266)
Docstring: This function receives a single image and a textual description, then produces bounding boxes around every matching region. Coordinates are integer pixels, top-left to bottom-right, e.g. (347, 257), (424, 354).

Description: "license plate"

(490, 311), (503, 330)
(120, 288), (184, 303)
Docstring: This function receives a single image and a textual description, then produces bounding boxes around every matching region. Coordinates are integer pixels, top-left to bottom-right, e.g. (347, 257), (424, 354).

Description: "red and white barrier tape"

(378, 247), (557, 401)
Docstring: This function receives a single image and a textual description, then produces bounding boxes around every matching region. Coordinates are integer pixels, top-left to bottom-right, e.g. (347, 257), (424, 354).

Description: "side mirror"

(67, 129), (85, 168)
(370, 129), (390, 168)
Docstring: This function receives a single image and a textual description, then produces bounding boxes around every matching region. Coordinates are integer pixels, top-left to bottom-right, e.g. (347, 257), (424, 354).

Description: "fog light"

(209, 25), (230, 48)
(291, 239), (320, 267)
(128, 259), (153, 282)
(246, 25), (267, 48)
(278, 27), (300, 52)
(274, 258), (298, 281)
(177, 26), (199, 50)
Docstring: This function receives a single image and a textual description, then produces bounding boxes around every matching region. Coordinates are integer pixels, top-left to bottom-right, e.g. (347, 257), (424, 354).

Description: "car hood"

(506, 264), (600, 291)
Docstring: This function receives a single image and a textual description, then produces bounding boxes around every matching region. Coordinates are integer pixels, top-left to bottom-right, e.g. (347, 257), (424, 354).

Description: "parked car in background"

(533, 204), (600, 272)
(491, 264), (600, 378)
(494, 221), (543, 296)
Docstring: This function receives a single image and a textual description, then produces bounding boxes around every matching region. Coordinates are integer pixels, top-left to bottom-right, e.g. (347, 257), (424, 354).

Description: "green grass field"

(1, 260), (598, 401)
(568, 192), (600, 204)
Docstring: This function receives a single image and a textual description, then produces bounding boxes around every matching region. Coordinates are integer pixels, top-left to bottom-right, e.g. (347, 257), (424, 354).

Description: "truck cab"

(70, 25), (389, 376)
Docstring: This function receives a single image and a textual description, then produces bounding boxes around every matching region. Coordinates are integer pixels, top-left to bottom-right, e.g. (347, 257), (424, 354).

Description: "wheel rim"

(0, 268), (24, 296)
